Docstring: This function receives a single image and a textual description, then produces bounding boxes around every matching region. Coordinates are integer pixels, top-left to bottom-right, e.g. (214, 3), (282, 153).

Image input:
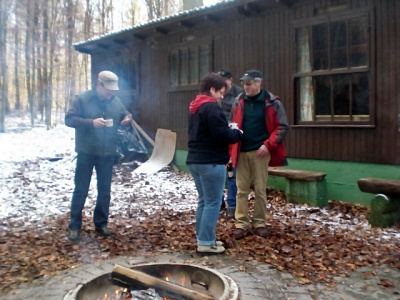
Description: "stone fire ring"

(64, 262), (240, 300)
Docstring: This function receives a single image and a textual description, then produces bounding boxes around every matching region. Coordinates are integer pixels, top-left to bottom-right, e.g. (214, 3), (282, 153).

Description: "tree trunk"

(182, 0), (203, 11)
(48, 0), (60, 124)
(14, 0), (21, 110)
(42, 1), (51, 128)
(24, 0), (33, 125)
(64, 0), (78, 113)
(27, 1), (41, 126)
(0, 0), (12, 132)
(82, 0), (93, 91)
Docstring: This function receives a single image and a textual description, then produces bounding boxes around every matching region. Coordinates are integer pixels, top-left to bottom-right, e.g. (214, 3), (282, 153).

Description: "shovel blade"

(133, 129), (176, 174)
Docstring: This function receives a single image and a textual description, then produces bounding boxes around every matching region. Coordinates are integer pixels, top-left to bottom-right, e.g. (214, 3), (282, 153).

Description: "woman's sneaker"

(197, 245), (225, 255)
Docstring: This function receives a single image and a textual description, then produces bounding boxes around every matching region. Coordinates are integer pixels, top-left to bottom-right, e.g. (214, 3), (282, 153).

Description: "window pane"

(189, 47), (199, 84)
(315, 76), (331, 116)
(352, 73), (369, 117)
(296, 27), (312, 72)
(331, 21), (348, 69)
(295, 13), (371, 124)
(312, 24), (328, 70)
(129, 59), (137, 90)
(199, 45), (209, 79)
(179, 50), (188, 85)
(170, 51), (178, 86)
(298, 76), (314, 121)
(333, 74), (350, 120)
(350, 17), (368, 67)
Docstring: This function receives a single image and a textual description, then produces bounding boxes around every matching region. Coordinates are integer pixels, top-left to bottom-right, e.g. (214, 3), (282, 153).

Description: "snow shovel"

(131, 120), (177, 174)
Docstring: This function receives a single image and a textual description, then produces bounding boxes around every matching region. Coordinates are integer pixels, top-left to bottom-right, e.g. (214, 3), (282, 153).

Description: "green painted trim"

(173, 150), (189, 173)
(283, 159), (400, 207)
(172, 151), (400, 207)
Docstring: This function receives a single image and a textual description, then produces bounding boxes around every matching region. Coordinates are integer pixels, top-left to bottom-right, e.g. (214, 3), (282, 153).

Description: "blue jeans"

(188, 164), (226, 246)
(69, 153), (115, 230)
(226, 168), (237, 209)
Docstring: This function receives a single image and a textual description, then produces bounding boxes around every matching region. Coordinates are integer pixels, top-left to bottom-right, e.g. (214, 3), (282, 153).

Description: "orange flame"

(180, 275), (185, 286)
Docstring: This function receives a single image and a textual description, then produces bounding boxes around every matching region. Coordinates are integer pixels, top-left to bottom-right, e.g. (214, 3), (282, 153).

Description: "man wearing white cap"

(65, 70), (132, 241)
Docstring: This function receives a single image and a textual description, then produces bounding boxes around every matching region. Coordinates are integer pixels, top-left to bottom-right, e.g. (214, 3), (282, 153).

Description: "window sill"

(167, 85), (198, 92)
(290, 124), (375, 128)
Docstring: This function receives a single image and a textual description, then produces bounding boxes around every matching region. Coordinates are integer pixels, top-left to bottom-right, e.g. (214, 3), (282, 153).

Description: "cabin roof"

(74, 0), (292, 54)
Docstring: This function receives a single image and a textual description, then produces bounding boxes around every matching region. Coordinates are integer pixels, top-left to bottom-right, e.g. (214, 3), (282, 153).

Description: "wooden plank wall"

(271, 0), (400, 165)
(90, 0), (399, 166)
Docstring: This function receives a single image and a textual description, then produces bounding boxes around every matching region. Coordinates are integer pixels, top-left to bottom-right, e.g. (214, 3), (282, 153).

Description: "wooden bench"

(358, 178), (400, 228)
(268, 167), (327, 206)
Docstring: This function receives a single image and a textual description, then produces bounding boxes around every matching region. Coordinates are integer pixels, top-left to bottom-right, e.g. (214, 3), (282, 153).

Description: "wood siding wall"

(88, 0), (400, 165)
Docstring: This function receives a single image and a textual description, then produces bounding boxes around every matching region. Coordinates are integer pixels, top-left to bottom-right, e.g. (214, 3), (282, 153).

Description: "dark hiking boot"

(95, 226), (115, 237)
(255, 227), (268, 238)
(232, 228), (246, 239)
(67, 229), (79, 242)
(227, 208), (235, 219)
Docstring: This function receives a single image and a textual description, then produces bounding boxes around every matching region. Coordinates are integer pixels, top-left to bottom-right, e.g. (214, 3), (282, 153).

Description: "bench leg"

(368, 194), (400, 227)
(285, 179), (327, 206)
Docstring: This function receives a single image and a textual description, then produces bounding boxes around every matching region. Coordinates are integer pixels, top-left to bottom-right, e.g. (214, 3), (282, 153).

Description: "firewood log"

(111, 264), (214, 300)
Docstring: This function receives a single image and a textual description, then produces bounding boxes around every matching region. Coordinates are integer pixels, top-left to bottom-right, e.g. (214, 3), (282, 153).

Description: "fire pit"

(64, 263), (239, 300)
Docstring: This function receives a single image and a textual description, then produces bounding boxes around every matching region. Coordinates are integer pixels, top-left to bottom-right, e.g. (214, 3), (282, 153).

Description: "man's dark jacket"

(220, 83), (243, 121)
(65, 90), (130, 157)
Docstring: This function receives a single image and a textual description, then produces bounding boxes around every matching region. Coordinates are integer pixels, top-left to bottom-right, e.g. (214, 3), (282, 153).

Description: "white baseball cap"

(98, 71), (119, 91)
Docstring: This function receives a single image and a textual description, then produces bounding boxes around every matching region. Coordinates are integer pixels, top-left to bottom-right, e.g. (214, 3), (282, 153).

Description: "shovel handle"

(131, 120), (155, 146)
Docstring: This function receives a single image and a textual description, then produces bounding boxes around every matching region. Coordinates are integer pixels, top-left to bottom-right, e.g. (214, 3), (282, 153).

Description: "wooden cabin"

(74, 0), (400, 206)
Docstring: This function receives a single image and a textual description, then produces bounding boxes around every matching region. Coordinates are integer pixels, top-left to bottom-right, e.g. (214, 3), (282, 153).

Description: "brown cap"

(98, 71), (119, 91)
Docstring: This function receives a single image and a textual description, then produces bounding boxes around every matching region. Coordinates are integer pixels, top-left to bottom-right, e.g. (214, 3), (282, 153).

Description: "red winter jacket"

(230, 90), (289, 167)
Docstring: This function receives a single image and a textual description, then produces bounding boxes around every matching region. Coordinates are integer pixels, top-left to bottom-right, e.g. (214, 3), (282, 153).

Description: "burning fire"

(161, 273), (187, 300)
(164, 273), (186, 287)
(100, 288), (131, 300)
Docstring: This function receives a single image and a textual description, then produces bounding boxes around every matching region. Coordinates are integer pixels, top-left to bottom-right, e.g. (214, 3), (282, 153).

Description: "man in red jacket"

(230, 70), (289, 239)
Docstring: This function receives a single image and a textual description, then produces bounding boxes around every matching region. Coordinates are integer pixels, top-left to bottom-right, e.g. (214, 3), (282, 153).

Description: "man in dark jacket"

(217, 69), (243, 218)
(65, 71), (132, 241)
(230, 70), (288, 239)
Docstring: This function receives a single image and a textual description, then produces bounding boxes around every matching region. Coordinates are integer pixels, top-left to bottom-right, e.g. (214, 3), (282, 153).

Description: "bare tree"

(83, 0), (94, 89)
(144, 0), (166, 20)
(64, 0), (79, 113)
(40, 0), (61, 129)
(41, 0), (49, 124)
(24, 0), (33, 125)
(96, 0), (114, 34)
(182, 0), (203, 11)
(14, 0), (21, 110)
(1, 0), (190, 133)
(0, 0), (13, 132)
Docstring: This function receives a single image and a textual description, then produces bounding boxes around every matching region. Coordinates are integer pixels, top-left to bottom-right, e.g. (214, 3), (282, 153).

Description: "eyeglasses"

(242, 81), (256, 86)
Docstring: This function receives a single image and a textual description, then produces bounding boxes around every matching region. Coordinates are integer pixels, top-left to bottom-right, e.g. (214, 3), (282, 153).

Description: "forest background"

(0, 0), (220, 132)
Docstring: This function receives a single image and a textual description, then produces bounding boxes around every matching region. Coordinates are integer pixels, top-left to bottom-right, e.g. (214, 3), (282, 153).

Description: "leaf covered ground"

(1, 161), (400, 295)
